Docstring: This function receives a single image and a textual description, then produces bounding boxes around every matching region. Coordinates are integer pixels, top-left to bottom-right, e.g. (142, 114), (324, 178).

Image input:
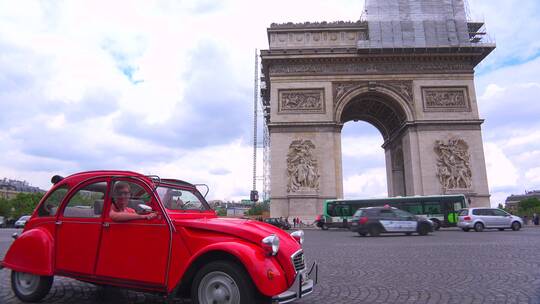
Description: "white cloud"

(525, 167), (540, 185)
(343, 168), (387, 199)
(1, 0), (540, 205)
(484, 142), (518, 188)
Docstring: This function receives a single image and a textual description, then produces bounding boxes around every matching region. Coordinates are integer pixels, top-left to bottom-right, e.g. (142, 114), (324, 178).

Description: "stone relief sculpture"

(287, 140), (320, 192)
(333, 81), (413, 104)
(279, 89), (324, 113)
(422, 87), (470, 111)
(434, 138), (472, 192)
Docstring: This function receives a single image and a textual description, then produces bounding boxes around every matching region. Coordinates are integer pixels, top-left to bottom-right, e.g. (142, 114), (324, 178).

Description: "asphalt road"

(1, 227), (540, 303)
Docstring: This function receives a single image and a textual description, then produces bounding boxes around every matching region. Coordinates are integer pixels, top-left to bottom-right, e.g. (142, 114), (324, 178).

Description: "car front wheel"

(418, 225), (430, 236)
(511, 221), (521, 231)
(191, 261), (258, 304)
(11, 271), (53, 302)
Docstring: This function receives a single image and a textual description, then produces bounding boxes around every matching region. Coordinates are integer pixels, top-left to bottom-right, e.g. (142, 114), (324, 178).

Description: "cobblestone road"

(2, 227), (540, 303)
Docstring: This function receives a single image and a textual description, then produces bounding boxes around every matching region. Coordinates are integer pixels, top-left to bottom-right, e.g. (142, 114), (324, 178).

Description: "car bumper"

(457, 221), (474, 228)
(349, 222), (366, 233)
(272, 262), (318, 304)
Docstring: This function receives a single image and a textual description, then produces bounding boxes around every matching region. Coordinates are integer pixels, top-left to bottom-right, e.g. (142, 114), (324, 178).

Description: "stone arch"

(335, 84), (414, 123)
(334, 85), (414, 141)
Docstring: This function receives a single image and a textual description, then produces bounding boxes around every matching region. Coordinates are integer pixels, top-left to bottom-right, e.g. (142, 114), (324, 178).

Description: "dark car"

(264, 218), (291, 230)
(350, 206), (434, 237)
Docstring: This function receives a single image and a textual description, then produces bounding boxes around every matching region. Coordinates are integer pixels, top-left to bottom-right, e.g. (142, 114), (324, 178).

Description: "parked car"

(14, 215), (30, 228)
(457, 208), (523, 232)
(350, 206), (434, 237)
(0, 171), (317, 303)
(0, 216), (7, 228)
(264, 217), (291, 230)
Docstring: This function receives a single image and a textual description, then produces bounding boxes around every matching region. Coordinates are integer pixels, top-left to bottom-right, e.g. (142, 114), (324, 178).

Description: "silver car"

(14, 215), (31, 228)
(457, 208), (523, 232)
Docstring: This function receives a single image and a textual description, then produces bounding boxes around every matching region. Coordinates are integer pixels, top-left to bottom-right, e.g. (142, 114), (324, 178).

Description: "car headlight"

(290, 230), (304, 245)
(262, 234), (280, 256)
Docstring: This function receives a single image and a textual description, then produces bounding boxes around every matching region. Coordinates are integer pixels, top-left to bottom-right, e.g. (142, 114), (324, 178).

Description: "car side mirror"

(137, 204), (153, 214)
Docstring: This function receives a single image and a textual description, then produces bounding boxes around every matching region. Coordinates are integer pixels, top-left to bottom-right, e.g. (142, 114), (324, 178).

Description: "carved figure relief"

(287, 140), (320, 192)
(278, 89), (325, 113)
(434, 138), (472, 192)
(269, 60), (473, 76)
(422, 87), (470, 112)
(333, 81), (413, 104)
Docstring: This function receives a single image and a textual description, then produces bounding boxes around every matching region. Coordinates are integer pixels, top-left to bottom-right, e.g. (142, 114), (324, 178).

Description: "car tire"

(511, 221), (521, 231)
(11, 271), (53, 302)
(474, 222), (484, 232)
(368, 226), (381, 237)
(418, 224), (429, 236)
(358, 232), (367, 237)
(321, 224), (329, 230)
(462, 228), (470, 232)
(191, 261), (257, 304)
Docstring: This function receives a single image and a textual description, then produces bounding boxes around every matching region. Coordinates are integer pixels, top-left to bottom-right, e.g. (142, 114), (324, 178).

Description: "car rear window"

(458, 209), (468, 216)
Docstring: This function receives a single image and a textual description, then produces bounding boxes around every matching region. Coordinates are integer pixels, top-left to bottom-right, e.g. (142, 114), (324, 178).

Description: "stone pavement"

(1, 228), (540, 303)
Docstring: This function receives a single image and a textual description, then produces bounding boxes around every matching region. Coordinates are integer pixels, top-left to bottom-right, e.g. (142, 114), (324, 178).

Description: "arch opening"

(339, 92), (408, 198)
(339, 92), (408, 141)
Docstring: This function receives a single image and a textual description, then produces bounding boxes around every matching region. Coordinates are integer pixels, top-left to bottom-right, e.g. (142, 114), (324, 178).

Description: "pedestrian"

(523, 215), (529, 225)
(293, 217), (297, 228)
(533, 213), (539, 226)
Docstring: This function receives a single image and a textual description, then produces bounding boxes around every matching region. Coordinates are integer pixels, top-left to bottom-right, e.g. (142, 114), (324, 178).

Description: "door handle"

(103, 222), (110, 228)
(55, 221), (62, 226)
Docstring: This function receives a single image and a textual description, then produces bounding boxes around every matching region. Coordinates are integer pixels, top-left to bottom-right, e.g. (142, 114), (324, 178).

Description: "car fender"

(175, 241), (289, 297)
(473, 219), (487, 227)
(2, 227), (54, 276)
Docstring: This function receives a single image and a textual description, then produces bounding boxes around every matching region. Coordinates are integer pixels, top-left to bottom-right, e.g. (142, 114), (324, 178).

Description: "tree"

(245, 201), (269, 216)
(0, 198), (11, 217)
(517, 198), (540, 217)
(8, 192), (44, 219)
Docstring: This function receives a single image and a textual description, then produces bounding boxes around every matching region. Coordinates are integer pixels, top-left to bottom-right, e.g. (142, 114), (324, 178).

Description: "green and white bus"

(315, 194), (468, 230)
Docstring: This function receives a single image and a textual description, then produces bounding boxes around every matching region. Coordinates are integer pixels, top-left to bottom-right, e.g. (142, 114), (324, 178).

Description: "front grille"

(292, 250), (306, 272)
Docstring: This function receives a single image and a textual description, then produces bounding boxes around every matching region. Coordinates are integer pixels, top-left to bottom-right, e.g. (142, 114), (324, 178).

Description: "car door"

(378, 209), (400, 232)
(94, 179), (171, 288)
(393, 209), (419, 232)
(478, 209), (496, 227)
(55, 179), (108, 275)
(491, 209), (512, 227)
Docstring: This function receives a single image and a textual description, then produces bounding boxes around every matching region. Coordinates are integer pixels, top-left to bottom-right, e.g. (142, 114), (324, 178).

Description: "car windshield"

(19, 216), (30, 221)
(156, 186), (209, 211)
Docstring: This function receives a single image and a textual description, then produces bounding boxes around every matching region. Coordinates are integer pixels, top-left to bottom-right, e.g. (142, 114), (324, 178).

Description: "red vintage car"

(1, 171), (317, 303)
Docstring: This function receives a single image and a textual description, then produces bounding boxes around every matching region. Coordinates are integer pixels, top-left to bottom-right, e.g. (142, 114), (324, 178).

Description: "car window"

(458, 209), (468, 216)
(492, 209), (508, 216)
(379, 209), (396, 217)
(63, 182), (106, 218)
(393, 209), (414, 219)
(111, 181), (155, 213)
(157, 186), (208, 211)
(472, 209), (483, 216)
(38, 186), (69, 217)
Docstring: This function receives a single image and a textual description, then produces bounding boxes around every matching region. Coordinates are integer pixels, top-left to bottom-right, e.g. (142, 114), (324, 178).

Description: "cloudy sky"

(1, 0), (539, 206)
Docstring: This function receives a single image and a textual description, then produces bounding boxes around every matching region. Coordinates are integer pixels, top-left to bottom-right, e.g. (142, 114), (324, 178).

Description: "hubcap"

(14, 272), (40, 296)
(198, 271), (240, 304)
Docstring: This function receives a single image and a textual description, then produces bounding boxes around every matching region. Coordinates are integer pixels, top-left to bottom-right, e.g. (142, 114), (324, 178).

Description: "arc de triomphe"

(260, 0), (495, 221)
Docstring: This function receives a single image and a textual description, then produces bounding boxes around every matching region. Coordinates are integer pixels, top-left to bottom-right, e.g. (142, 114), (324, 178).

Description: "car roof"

(53, 170), (195, 189)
